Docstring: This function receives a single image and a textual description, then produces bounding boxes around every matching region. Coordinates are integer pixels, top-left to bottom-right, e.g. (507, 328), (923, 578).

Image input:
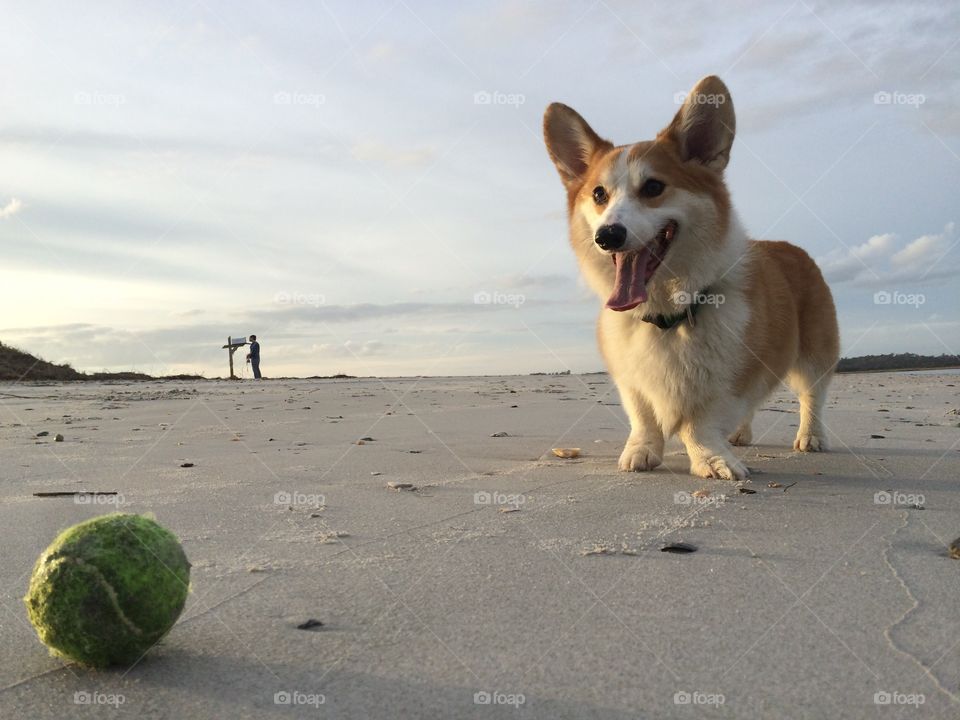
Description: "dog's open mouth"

(605, 220), (678, 312)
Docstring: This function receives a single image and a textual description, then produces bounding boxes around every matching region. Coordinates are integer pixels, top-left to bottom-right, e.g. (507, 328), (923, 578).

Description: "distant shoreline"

(4, 341), (960, 382)
(4, 367), (960, 384)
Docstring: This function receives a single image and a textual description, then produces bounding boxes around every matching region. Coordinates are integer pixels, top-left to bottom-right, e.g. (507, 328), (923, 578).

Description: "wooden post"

(223, 337), (245, 380)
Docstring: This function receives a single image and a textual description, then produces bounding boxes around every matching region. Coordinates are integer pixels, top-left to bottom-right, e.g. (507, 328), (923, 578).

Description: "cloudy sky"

(1, 0), (957, 378)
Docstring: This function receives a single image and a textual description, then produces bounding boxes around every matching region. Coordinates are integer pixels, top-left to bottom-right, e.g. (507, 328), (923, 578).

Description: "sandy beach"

(1, 372), (959, 718)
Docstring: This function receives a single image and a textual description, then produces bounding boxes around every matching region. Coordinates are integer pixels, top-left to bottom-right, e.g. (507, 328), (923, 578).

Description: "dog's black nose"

(595, 223), (627, 251)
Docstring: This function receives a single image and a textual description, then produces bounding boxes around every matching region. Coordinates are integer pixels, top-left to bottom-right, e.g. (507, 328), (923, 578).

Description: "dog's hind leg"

(787, 256), (838, 452)
(789, 368), (831, 452)
(728, 411), (754, 446)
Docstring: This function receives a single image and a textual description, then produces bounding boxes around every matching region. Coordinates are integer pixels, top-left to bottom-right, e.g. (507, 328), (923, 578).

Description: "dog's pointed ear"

(543, 103), (612, 188)
(660, 76), (735, 171)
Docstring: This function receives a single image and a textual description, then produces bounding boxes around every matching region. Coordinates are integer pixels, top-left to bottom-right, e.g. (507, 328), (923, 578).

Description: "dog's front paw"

(794, 433), (826, 452)
(618, 443), (662, 472)
(690, 454), (749, 481)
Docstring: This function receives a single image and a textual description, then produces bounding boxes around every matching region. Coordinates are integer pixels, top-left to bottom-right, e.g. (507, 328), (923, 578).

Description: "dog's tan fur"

(737, 241), (840, 450)
(544, 76), (840, 480)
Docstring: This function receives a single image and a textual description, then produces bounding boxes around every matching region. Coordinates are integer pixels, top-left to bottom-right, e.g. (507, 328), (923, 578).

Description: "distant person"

(246, 335), (261, 379)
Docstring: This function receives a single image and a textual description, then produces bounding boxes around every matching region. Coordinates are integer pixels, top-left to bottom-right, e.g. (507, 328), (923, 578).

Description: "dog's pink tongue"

(606, 250), (650, 311)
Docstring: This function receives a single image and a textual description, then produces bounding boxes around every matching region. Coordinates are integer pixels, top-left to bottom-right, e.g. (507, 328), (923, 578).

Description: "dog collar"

(642, 290), (710, 330)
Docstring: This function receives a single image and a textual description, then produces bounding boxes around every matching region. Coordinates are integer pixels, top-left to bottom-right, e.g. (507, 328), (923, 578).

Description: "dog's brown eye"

(640, 179), (665, 198)
(592, 186), (608, 205)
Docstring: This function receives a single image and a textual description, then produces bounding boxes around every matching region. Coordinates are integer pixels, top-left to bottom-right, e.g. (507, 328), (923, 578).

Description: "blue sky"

(1, 0), (957, 377)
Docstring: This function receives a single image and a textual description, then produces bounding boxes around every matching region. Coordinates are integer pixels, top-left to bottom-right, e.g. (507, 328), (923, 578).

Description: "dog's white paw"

(690, 454), (749, 481)
(728, 425), (753, 446)
(618, 443), (662, 472)
(794, 433), (826, 452)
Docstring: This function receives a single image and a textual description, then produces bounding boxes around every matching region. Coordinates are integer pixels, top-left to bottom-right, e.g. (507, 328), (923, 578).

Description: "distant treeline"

(837, 354), (960, 373)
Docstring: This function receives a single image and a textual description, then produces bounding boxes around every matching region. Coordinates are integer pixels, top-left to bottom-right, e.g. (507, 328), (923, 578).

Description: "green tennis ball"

(23, 513), (191, 668)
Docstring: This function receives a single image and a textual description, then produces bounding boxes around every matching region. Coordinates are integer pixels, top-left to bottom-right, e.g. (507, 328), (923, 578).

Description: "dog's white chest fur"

(600, 263), (751, 433)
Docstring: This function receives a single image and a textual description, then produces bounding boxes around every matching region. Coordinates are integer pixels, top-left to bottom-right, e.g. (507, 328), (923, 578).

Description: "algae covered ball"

(23, 513), (190, 668)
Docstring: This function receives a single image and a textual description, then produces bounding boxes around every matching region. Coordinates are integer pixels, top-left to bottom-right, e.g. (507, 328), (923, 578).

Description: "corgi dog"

(543, 76), (839, 481)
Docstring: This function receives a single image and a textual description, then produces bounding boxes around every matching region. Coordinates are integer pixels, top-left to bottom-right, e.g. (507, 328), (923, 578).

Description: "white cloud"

(892, 222), (954, 268)
(817, 233), (895, 282)
(818, 224), (956, 285)
(857, 234), (897, 259)
(0, 197), (22, 219)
